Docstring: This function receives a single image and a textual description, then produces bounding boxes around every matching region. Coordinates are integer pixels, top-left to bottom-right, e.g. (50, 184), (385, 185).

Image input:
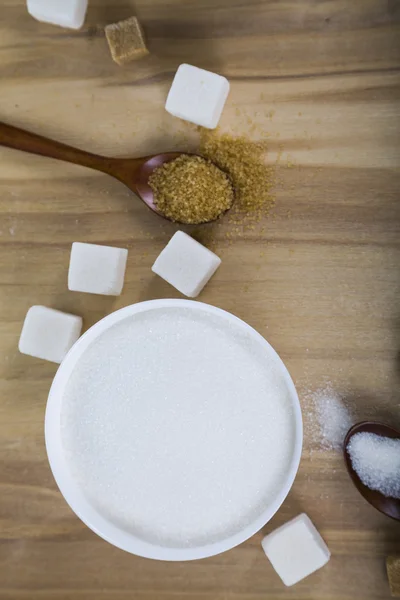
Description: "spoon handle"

(0, 121), (114, 174)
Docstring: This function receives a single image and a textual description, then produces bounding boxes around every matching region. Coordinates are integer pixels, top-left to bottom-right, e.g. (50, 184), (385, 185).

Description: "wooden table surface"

(1, 1), (400, 598)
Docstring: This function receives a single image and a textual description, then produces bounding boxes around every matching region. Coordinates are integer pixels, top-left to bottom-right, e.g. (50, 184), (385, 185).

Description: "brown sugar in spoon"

(344, 421), (400, 521)
(0, 121), (216, 224)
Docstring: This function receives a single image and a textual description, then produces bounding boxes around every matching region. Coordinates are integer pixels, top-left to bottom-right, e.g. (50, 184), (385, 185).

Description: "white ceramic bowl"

(45, 299), (302, 561)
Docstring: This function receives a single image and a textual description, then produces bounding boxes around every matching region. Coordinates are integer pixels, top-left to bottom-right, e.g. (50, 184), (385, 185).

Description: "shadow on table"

(138, 274), (180, 303)
(346, 390), (400, 431)
(85, 1), (138, 30)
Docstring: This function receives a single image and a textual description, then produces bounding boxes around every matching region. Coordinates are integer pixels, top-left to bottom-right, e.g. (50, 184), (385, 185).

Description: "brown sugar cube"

(105, 16), (149, 66)
(387, 556), (400, 597)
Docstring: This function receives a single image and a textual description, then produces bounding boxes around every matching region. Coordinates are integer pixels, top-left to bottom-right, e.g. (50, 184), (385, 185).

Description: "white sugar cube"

(27, 0), (88, 29)
(165, 64), (230, 129)
(68, 242), (128, 296)
(261, 513), (330, 586)
(19, 306), (82, 364)
(152, 231), (221, 298)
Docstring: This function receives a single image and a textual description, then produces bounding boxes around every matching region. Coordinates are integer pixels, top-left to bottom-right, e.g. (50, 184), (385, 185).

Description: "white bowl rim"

(45, 299), (303, 561)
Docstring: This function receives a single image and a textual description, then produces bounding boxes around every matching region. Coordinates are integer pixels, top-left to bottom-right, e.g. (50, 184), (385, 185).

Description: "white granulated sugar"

(306, 386), (353, 451)
(347, 432), (400, 499)
(61, 307), (296, 548)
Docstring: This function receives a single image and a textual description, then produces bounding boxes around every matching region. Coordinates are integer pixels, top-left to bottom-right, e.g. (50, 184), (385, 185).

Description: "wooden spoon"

(0, 121), (222, 224)
(344, 421), (400, 521)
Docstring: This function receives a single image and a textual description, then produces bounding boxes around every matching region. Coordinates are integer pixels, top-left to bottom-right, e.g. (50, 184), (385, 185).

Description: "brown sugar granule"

(387, 556), (400, 597)
(199, 129), (275, 227)
(105, 17), (149, 66)
(149, 155), (234, 225)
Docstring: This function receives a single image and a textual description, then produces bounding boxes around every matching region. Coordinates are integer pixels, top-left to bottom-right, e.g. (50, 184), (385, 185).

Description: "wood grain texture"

(0, 0), (400, 598)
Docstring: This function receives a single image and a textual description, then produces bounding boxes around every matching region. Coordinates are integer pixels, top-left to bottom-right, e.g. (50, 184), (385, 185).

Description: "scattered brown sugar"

(199, 129), (276, 228)
(105, 17), (149, 66)
(148, 155), (234, 225)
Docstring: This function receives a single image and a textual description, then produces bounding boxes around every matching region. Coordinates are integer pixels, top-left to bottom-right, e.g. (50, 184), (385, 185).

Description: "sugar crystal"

(347, 432), (400, 498)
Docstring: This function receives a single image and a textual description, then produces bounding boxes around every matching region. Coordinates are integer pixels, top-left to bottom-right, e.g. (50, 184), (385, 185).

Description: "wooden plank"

(0, 1), (399, 598)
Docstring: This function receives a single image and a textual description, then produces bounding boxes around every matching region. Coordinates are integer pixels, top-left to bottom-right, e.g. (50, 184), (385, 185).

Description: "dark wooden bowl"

(343, 421), (400, 521)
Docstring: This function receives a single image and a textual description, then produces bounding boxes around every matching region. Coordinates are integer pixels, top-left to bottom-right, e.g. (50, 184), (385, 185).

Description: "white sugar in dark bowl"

(45, 300), (302, 561)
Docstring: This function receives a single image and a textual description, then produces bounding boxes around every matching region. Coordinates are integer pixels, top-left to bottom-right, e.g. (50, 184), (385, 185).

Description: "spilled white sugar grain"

(347, 432), (400, 499)
(305, 386), (353, 451)
(317, 391), (352, 451)
(61, 307), (296, 547)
